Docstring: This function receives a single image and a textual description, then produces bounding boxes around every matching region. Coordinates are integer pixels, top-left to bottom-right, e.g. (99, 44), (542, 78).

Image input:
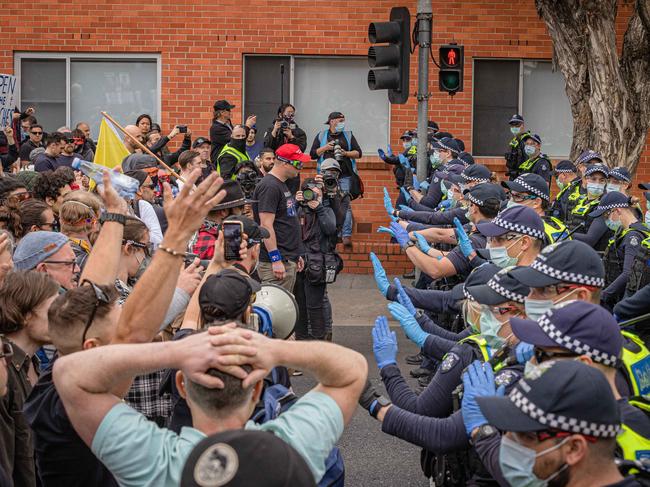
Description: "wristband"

(100, 212), (126, 225)
(269, 250), (282, 263)
(158, 246), (186, 258)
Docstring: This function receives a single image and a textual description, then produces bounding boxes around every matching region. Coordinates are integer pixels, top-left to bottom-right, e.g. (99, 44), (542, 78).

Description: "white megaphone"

(252, 283), (298, 339)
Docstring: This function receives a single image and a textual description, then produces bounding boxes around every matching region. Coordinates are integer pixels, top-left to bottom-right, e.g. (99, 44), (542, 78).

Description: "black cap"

(325, 111), (344, 124)
(584, 164), (609, 178)
(608, 167), (631, 183)
(212, 180), (254, 211)
(508, 114), (524, 125)
(501, 173), (550, 202)
(463, 182), (507, 208)
(450, 263), (501, 300)
(466, 267), (531, 305)
(588, 191), (631, 218)
(454, 138), (466, 152)
(432, 137), (461, 155)
(400, 130), (415, 139)
(192, 137), (211, 148)
(510, 240), (606, 288)
(461, 164), (491, 183)
(433, 131), (453, 140)
(224, 215), (270, 241)
(181, 429), (316, 487)
(199, 269), (261, 319)
(477, 360), (620, 437)
(214, 100), (235, 110)
(554, 159), (576, 175)
(428, 120), (439, 132)
(510, 300), (623, 367)
(458, 152), (475, 166)
(476, 205), (545, 240)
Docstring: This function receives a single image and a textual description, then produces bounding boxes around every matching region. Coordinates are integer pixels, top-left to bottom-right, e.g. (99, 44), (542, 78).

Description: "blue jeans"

(338, 176), (353, 237)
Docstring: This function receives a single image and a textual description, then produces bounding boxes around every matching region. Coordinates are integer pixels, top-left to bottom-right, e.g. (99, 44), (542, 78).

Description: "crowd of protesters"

(0, 101), (647, 487)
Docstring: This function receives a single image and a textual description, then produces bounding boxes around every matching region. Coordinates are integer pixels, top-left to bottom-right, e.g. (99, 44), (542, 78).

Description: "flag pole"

(101, 111), (185, 182)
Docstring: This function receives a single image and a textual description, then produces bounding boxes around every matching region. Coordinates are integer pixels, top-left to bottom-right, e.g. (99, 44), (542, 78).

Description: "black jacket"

(263, 123), (307, 152)
(209, 120), (233, 162)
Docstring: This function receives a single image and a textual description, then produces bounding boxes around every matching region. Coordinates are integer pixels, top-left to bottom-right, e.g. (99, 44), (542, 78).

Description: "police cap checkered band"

(513, 176), (550, 201)
(491, 214), (545, 240)
(584, 164), (609, 178)
(576, 150), (603, 165)
(508, 388), (620, 438)
(536, 313), (619, 366)
(437, 138), (459, 154)
(462, 174), (489, 183)
(555, 167), (574, 174)
(529, 259), (605, 287)
(466, 192), (484, 207)
(594, 201), (629, 213)
(463, 286), (474, 300)
(487, 277), (527, 303)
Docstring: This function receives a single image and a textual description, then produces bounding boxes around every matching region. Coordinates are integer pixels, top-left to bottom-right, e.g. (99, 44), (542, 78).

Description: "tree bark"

(535, 0), (650, 173)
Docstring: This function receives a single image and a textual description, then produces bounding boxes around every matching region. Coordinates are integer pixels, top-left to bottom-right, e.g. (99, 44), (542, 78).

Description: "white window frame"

(242, 54), (391, 151)
(471, 57), (571, 159)
(14, 52), (161, 128)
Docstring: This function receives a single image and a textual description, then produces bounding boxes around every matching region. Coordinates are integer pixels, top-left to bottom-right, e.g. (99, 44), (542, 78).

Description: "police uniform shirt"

(614, 285), (650, 321)
(602, 225), (646, 304)
(417, 174), (445, 209)
(528, 154), (553, 183)
(573, 215), (613, 252)
(405, 206), (469, 227)
(385, 286), (460, 316)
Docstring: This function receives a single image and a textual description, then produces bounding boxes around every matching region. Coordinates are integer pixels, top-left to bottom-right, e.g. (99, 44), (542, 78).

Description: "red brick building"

(1, 0), (647, 273)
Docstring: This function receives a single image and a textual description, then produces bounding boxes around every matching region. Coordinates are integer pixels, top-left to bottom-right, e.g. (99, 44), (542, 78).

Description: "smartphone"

(223, 221), (243, 261)
(178, 125), (187, 133)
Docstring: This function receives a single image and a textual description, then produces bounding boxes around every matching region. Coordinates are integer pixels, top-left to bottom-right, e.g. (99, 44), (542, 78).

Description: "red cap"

(275, 144), (311, 163)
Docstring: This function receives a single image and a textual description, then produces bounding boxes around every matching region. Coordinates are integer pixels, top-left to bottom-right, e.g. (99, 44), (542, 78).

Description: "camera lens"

(303, 189), (315, 201)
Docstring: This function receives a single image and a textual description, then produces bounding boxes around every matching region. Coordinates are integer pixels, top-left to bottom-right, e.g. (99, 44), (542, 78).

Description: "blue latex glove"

(393, 278), (417, 317)
(400, 187), (412, 203)
(412, 174), (420, 191)
(377, 148), (387, 161)
(372, 315), (398, 369)
(377, 226), (396, 239)
(398, 154), (410, 169)
(388, 302), (428, 348)
(439, 199), (454, 210)
(515, 342), (534, 364)
(389, 221), (411, 248)
(387, 144), (393, 157)
(383, 187), (398, 222)
(413, 232), (432, 254)
(370, 252), (390, 297)
(461, 361), (506, 437)
(420, 180), (430, 192)
(454, 217), (474, 258)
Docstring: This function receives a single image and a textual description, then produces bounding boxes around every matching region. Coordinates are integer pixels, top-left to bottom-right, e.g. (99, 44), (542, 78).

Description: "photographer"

(310, 111), (362, 248)
(146, 125), (192, 167)
(234, 160), (259, 218)
(294, 176), (341, 341)
(263, 103), (307, 152)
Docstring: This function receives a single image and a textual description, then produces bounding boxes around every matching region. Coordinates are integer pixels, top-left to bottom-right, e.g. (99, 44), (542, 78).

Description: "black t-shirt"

(33, 153), (61, 173)
(23, 367), (118, 487)
(253, 173), (303, 262)
(18, 140), (41, 161)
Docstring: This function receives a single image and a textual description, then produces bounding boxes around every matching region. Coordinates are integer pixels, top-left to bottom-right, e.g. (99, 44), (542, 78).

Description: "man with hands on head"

(53, 323), (367, 487)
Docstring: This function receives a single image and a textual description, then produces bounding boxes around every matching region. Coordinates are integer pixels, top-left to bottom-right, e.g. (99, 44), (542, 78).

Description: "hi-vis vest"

(317, 130), (357, 174)
(617, 396), (650, 462)
(565, 195), (601, 232)
(542, 216), (569, 244)
(217, 144), (248, 179)
(518, 154), (543, 172)
(621, 331), (650, 399)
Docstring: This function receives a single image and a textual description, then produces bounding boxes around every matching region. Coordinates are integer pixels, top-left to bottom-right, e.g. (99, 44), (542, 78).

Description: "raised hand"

(387, 302), (428, 348)
(413, 232), (432, 254)
(372, 316), (398, 369)
(370, 252), (390, 297)
(454, 217), (474, 258)
(400, 187), (412, 203)
(515, 342), (534, 364)
(383, 187), (398, 222)
(393, 278), (417, 317)
(412, 174), (420, 191)
(461, 361), (505, 437)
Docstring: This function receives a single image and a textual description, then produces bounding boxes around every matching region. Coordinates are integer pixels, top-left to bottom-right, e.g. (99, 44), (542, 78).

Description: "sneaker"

(405, 352), (423, 365)
(410, 367), (434, 379)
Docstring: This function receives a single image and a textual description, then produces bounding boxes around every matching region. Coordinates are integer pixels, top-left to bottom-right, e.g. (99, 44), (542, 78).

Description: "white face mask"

(524, 145), (536, 157)
(606, 183), (621, 193)
(510, 126), (521, 135)
(499, 435), (569, 487)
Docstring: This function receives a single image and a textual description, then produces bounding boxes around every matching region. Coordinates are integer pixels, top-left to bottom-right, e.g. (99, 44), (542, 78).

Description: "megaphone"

(252, 283), (298, 339)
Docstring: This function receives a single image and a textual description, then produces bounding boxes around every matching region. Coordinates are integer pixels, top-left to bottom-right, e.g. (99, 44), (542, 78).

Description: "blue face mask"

(499, 435), (569, 487)
(510, 126), (521, 135)
(487, 246), (518, 268)
(440, 179), (448, 195)
(586, 182), (605, 197)
(447, 189), (455, 202)
(606, 183), (622, 193)
(524, 145), (536, 157)
(524, 298), (553, 321)
(335, 122), (345, 133)
(403, 141), (412, 150)
(506, 200), (522, 209)
(412, 138), (418, 146)
(605, 215), (622, 232)
(478, 306), (506, 349)
(430, 151), (441, 167)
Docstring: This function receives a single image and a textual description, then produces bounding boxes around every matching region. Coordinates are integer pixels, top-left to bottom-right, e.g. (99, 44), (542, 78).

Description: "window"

(472, 59), (573, 158)
(16, 54), (160, 139)
(244, 56), (389, 152)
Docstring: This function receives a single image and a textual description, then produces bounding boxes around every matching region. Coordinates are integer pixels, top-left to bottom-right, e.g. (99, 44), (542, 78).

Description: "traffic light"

(367, 7), (411, 104)
(439, 44), (464, 94)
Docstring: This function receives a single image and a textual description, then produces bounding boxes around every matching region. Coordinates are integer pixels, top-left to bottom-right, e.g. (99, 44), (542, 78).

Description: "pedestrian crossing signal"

(439, 44), (464, 94)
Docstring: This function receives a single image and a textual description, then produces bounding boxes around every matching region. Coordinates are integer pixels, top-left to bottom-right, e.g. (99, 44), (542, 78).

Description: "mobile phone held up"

(178, 125), (187, 133)
(223, 221), (243, 261)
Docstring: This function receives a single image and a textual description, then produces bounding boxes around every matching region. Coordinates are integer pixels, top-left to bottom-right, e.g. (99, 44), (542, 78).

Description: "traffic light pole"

(415, 0), (432, 183)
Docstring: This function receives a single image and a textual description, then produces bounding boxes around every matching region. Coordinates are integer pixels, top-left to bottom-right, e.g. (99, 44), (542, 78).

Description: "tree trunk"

(535, 0), (650, 174)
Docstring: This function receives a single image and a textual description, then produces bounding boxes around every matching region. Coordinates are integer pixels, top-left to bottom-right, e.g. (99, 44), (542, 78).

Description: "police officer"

(216, 124), (250, 180)
(589, 191), (650, 307)
(473, 360), (645, 487)
(501, 172), (569, 244)
(504, 114), (530, 180)
(608, 167), (633, 195)
(550, 159), (580, 221)
(378, 130), (417, 189)
(514, 133), (553, 184)
(569, 164), (612, 251)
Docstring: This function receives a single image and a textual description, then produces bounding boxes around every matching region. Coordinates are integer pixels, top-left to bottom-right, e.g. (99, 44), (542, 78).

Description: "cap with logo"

(510, 300), (623, 367)
(554, 160), (576, 174)
(584, 164), (609, 178)
(275, 144), (311, 163)
(320, 158), (341, 173)
(477, 360), (620, 437)
(461, 164), (491, 183)
(181, 429), (316, 487)
(608, 167), (631, 183)
(477, 205), (545, 241)
(508, 114), (524, 125)
(510, 240), (606, 288)
(466, 267), (531, 305)
(199, 268), (262, 319)
(213, 100), (235, 111)
(192, 137), (211, 149)
(588, 191), (632, 218)
(450, 262), (501, 301)
(463, 182), (507, 208)
(14, 231), (69, 271)
(501, 173), (550, 202)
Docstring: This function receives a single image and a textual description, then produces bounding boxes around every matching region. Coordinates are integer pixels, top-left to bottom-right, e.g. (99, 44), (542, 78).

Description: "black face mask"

(230, 138), (247, 152)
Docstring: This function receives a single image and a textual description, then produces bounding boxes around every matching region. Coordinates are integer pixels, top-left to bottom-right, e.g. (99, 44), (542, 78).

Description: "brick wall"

(1, 0), (647, 273)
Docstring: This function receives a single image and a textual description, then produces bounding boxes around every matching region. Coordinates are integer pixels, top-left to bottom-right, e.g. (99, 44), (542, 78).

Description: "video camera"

(322, 170), (339, 196)
(236, 170), (258, 198)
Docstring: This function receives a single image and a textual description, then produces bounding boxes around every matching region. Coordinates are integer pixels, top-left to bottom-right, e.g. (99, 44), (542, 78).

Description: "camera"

(300, 181), (321, 205)
(323, 173), (339, 195)
(327, 135), (344, 162)
(178, 125), (187, 133)
(236, 170), (258, 198)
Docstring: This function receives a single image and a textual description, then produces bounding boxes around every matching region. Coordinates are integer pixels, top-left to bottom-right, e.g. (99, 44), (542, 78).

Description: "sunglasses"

(511, 193), (539, 203)
(80, 281), (111, 346)
(64, 138), (75, 144)
(30, 131), (43, 135)
(533, 346), (579, 364)
(0, 336), (13, 362)
(123, 239), (153, 257)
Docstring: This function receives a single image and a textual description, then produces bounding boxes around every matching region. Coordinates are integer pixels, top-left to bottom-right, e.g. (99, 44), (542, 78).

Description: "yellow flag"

(93, 118), (129, 169)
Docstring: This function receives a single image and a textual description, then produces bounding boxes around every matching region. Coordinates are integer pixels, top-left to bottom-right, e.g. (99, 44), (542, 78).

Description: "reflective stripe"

(621, 331), (650, 398)
(217, 145), (248, 179)
(618, 397), (650, 462)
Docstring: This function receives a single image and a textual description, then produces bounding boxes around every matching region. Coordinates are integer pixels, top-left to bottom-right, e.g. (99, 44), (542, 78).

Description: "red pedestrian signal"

(439, 44), (464, 94)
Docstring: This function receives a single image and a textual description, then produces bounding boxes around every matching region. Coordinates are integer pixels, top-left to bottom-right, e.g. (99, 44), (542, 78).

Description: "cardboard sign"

(0, 74), (17, 128)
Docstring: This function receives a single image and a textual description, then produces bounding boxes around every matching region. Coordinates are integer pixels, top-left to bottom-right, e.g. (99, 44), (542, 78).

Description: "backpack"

(251, 370), (345, 487)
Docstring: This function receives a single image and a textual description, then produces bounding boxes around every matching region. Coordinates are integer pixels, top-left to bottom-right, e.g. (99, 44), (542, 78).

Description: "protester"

(33, 167), (74, 217)
(59, 194), (101, 269)
(18, 124), (44, 166)
(16, 199), (56, 237)
(176, 150), (206, 192)
(245, 126), (264, 161)
(210, 100), (256, 163)
(135, 114), (152, 135)
(0, 127), (19, 173)
(192, 136), (212, 168)
(124, 169), (164, 246)
(34, 133), (65, 173)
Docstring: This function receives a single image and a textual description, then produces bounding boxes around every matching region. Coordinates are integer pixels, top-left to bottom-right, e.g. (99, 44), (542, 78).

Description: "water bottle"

(72, 158), (140, 200)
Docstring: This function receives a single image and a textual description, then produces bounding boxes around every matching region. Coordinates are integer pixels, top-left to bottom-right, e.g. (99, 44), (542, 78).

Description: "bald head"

(124, 125), (143, 153)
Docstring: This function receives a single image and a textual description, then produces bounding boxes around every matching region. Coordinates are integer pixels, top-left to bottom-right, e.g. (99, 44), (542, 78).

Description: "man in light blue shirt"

(53, 323), (368, 487)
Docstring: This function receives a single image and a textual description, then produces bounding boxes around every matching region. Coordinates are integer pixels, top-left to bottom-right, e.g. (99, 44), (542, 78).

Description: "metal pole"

(280, 64), (285, 106)
(416, 0), (432, 183)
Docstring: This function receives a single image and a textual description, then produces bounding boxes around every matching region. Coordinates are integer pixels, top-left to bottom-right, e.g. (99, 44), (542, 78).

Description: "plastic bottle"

(72, 158), (140, 199)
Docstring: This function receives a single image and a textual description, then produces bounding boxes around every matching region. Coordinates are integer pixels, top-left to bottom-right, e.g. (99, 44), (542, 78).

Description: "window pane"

(294, 57), (389, 152)
(70, 60), (158, 139)
(20, 59), (66, 132)
(522, 61), (573, 157)
(244, 56), (291, 133)
(472, 60), (520, 157)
